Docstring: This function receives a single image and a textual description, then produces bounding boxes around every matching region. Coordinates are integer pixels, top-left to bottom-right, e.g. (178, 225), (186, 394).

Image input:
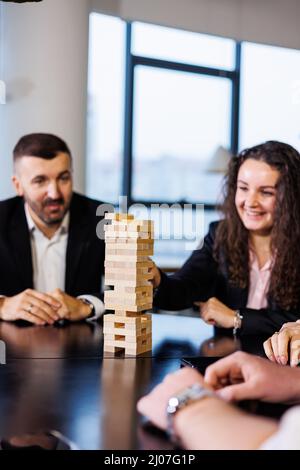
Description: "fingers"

(149, 263), (161, 288)
(270, 332), (279, 362)
(216, 381), (254, 402)
(290, 336), (300, 367)
(26, 289), (61, 309)
(204, 352), (246, 389)
(263, 338), (276, 362)
(18, 310), (47, 326)
(197, 301), (216, 325)
(277, 329), (290, 365)
(25, 294), (60, 324)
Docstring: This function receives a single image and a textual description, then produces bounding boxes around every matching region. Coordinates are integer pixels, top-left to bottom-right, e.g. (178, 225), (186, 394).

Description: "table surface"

(0, 313), (277, 450)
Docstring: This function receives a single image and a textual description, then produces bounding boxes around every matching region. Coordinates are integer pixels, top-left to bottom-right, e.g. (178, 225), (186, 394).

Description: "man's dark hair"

(13, 133), (71, 162)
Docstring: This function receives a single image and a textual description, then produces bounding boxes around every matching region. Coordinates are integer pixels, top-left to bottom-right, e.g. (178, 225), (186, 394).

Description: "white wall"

(0, 0), (89, 199)
(91, 0), (300, 50)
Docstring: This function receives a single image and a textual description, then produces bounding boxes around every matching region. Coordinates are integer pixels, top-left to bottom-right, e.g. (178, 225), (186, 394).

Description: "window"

(240, 42), (300, 152)
(86, 13), (126, 203)
(87, 14), (239, 208)
(132, 65), (231, 203)
(131, 22), (235, 70)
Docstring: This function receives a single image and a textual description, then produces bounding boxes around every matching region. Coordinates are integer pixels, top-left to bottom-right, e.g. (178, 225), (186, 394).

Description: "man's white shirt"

(23, 204), (104, 320)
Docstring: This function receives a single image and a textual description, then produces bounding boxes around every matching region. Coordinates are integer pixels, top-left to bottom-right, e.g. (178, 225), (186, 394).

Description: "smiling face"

(12, 152), (73, 229)
(235, 158), (280, 235)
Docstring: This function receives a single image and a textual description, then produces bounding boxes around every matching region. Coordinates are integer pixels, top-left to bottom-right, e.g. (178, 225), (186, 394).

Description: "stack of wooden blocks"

(103, 213), (154, 356)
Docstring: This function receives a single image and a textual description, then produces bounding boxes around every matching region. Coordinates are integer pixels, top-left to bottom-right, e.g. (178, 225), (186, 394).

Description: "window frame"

(122, 22), (241, 210)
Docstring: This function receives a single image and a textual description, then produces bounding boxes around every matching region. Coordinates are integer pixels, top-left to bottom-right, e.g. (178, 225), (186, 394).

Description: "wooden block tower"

(103, 213), (154, 356)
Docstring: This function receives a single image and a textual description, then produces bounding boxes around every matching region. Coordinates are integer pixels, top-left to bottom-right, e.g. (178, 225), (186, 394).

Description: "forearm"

(0, 297), (5, 319)
(175, 397), (278, 450)
(240, 308), (300, 336)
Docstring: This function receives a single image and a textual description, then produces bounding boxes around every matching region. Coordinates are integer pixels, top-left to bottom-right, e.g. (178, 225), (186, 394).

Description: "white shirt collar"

(24, 202), (70, 237)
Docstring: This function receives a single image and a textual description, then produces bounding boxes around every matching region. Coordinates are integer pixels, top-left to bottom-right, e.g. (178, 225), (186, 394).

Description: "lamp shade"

(205, 145), (232, 173)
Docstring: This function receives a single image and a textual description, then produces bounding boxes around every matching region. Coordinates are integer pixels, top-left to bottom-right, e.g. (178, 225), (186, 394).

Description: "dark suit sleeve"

(154, 223), (218, 311)
(239, 307), (300, 336)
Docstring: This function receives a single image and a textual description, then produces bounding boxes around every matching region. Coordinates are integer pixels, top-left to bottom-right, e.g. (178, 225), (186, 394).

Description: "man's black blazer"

(0, 192), (105, 299)
(154, 221), (300, 336)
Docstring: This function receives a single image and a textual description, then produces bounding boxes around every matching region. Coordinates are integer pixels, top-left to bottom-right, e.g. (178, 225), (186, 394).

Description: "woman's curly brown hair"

(214, 141), (300, 310)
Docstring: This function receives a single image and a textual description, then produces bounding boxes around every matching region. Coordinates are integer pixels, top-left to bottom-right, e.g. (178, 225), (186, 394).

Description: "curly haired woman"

(152, 141), (300, 336)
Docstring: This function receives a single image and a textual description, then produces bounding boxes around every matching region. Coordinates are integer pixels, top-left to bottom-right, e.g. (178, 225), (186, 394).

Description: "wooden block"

(105, 295), (153, 308)
(103, 322), (152, 335)
(104, 260), (153, 269)
(104, 332), (151, 347)
(103, 343), (122, 353)
(113, 310), (137, 317)
(105, 278), (152, 287)
(105, 249), (153, 258)
(105, 231), (152, 240)
(104, 313), (151, 325)
(106, 238), (154, 245)
(105, 292), (153, 304)
(105, 290), (152, 303)
(105, 274), (153, 284)
(105, 213), (134, 221)
(125, 337), (152, 356)
(105, 253), (152, 261)
(105, 302), (152, 312)
(123, 286), (153, 294)
(104, 325), (151, 341)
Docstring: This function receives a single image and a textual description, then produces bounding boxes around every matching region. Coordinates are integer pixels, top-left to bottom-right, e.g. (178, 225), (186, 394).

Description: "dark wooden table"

(0, 313), (272, 450)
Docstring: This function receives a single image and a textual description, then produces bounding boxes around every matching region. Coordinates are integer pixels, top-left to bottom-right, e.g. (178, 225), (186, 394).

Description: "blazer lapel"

(9, 200), (33, 287)
(65, 195), (90, 293)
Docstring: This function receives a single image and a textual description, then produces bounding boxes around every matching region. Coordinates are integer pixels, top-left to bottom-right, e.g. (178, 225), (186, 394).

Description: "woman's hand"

(263, 320), (300, 366)
(195, 297), (236, 329)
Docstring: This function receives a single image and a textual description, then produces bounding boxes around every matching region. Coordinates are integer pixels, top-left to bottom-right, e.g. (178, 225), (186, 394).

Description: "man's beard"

(26, 196), (70, 226)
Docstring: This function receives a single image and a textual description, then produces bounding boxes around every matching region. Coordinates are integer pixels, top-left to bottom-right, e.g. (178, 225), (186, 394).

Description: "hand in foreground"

(195, 297), (235, 328)
(204, 351), (300, 404)
(0, 289), (61, 325)
(263, 320), (300, 367)
(137, 359), (278, 450)
(49, 289), (92, 322)
(137, 367), (208, 430)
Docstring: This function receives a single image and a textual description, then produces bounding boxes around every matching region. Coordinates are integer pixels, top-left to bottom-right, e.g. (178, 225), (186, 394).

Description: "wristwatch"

(166, 383), (216, 446)
(80, 298), (95, 319)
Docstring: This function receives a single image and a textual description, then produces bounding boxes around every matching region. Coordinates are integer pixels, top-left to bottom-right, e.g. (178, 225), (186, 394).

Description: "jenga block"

(105, 302), (152, 312)
(104, 292), (152, 304)
(103, 344), (123, 353)
(105, 253), (152, 260)
(105, 231), (152, 240)
(123, 286), (153, 294)
(105, 249), (153, 257)
(104, 260), (153, 269)
(104, 332), (151, 348)
(105, 213), (134, 221)
(105, 278), (152, 287)
(104, 313), (151, 326)
(104, 224), (153, 235)
(105, 290), (152, 303)
(103, 322), (152, 335)
(125, 336), (152, 356)
(114, 310), (138, 317)
(104, 324), (151, 341)
(105, 238), (154, 245)
(103, 323), (151, 336)
(105, 270), (150, 281)
(105, 272), (153, 282)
